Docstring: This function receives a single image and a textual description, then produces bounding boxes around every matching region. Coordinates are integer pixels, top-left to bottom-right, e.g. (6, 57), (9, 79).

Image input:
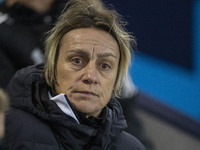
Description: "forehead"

(59, 28), (120, 55)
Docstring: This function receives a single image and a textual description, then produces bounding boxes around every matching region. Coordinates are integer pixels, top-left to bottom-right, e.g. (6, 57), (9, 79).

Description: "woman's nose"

(82, 62), (99, 84)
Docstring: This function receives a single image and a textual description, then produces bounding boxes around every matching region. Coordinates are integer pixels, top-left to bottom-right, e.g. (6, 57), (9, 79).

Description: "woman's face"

(55, 28), (120, 118)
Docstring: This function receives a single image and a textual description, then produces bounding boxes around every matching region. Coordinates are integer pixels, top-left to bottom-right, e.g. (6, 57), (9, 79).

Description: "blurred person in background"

(0, 0), (66, 88)
(0, 88), (9, 149)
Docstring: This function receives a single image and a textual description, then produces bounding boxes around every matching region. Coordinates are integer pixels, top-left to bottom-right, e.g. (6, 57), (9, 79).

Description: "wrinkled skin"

(55, 28), (120, 118)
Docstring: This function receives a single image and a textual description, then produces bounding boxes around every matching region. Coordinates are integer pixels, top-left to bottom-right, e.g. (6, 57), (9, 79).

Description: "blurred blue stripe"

(130, 0), (200, 122)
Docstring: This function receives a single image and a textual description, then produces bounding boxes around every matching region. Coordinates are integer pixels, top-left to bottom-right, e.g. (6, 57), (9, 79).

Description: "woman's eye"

(71, 58), (82, 65)
(100, 63), (110, 70)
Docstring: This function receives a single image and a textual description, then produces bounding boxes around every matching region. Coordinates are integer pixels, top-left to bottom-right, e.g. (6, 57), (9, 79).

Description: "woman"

(6, 0), (146, 149)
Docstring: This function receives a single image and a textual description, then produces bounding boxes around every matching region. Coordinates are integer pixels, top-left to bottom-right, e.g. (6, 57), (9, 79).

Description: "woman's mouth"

(74, 91), (98, 97)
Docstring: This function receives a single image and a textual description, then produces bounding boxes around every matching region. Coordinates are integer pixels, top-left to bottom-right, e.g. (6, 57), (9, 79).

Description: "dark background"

(105, 0), (193, 69)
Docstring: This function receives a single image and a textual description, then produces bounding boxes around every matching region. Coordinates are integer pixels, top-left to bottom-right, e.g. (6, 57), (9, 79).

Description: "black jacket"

(6, 64), (146, 150)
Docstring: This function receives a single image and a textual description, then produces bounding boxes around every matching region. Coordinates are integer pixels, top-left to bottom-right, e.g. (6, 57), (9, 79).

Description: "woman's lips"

(74, 91), (98, 97)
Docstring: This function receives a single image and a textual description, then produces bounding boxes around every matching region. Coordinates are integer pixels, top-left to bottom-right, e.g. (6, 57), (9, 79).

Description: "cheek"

(56, 65), (81, 95)
(56, 73), (71, 91)
(56, 59), (72, 83)
(56, 65), (72, 93)
(106, 70), (118, 95)
(102, 76), (117, 98)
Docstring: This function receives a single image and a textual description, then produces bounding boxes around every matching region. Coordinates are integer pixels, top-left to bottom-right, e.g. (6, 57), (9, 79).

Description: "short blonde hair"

(44, 0), (136, 97)
(0, 88), (9, 112)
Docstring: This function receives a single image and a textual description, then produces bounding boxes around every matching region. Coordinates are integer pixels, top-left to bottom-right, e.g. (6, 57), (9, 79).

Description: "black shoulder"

(111, 131), (146, 150)
(6, 108), (59, 150)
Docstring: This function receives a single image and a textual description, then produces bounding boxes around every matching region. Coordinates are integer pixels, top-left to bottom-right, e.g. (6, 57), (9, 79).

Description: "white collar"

(48, 92), (80, 124)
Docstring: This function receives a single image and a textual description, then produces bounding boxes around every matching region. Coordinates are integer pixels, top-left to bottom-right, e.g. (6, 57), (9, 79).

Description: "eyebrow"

(67, 49), (118, 59)
(97, 53), (118, 59)
(67, 49), (89, 55)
